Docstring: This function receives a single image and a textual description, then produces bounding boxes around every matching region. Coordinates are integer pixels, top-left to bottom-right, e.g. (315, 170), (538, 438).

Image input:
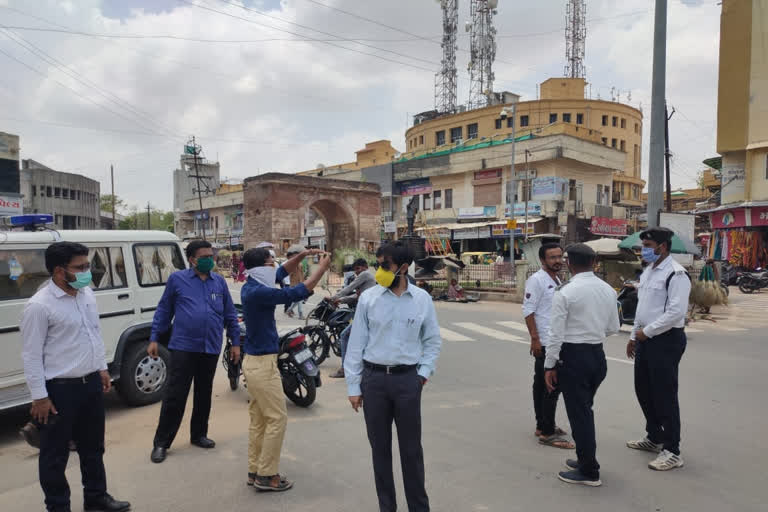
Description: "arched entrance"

(304, 199), (356, 256)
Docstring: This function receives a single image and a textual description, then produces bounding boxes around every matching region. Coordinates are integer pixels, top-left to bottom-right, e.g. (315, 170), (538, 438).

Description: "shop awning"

(415, 217), (543, 232)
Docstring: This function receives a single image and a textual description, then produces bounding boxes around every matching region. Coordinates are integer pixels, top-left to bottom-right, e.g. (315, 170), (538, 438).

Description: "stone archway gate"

(243, 173), (382, 255)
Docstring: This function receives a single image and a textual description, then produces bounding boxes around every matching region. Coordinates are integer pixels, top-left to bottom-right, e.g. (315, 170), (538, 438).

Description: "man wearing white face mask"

(239, 245), (331, 491)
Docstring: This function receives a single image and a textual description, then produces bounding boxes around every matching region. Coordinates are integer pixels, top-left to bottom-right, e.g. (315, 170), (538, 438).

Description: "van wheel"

(118, 341), (170, 406)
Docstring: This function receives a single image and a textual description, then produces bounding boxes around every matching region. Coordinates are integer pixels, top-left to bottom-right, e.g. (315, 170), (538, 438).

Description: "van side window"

(133, 244), (185, 287)
(88, 247), (128, 290)
(0, 250), (50, 300)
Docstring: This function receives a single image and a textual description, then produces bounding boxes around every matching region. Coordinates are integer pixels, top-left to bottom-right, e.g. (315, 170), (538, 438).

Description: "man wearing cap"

(626, 227), (691, 471)
(544, 244), (619, 487)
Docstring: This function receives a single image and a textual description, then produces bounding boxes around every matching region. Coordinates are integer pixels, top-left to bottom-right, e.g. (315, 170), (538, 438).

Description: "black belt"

(364, 361), (417, 374)
(47, 371), (100, 385)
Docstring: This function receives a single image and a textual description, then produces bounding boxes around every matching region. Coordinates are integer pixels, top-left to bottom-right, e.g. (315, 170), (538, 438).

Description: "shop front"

(707, 205), (768, 269)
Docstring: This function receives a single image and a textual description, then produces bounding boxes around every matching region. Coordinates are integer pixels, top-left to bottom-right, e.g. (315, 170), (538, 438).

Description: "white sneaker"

(648, 449), (684, 471)
(626, 437), (663, 453)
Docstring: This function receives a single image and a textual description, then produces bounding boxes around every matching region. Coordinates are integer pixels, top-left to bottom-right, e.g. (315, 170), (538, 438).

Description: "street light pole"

(504, 104), (517, 276)
(524, 149), (531, 242)
(647, 0), (668, 228)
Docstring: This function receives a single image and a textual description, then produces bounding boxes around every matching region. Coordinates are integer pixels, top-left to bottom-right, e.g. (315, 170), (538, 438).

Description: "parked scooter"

(616, 279), (639, 326)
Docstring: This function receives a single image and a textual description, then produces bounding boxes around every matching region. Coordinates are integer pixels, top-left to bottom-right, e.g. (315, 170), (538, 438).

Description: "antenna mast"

(435, 0), (458, 114)
(564, 0), (587, 79)
(467, 0), (498, 110)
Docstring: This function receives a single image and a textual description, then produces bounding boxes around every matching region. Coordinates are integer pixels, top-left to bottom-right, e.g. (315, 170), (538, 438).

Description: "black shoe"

(84, 493), (131, 511)
(564, 459), (579, 471)
(19, 422), (40, 448)
(150, 446), (167, 463)
(557, 469), (602, 487)
(328, 368), (345, 378)
(191, 436), (216, 449)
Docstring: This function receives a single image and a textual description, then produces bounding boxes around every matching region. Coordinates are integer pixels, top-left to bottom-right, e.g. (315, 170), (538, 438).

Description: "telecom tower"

(434, 0), (458, 114)
(564, 0), (587, 78)
(467, 0), (498, 110)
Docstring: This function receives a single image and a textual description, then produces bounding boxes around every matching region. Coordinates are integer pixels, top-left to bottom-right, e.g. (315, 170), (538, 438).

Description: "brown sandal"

(538, 435), (575, 449)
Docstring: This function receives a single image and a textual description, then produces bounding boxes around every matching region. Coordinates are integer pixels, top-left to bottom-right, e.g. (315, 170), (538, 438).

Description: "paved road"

(1, 292), (767, 511)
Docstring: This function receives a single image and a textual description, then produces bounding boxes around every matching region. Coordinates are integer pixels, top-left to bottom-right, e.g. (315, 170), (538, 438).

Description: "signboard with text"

(383, 221), (397, 233)
(751, 207), (768, 226)
(504, 202), (541, 218)
(590, 217), (628, 236)
(457, 206), (497, 219)
(710, 208), (747, 229)
(474, 168), (502, 181)
(532, 176), (569, 201)
(398, 178), (432, 196)
(0, 193), (22, 215)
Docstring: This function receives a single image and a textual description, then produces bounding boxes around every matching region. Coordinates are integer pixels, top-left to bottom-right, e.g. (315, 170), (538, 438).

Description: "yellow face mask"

(375, 266), (397, 288)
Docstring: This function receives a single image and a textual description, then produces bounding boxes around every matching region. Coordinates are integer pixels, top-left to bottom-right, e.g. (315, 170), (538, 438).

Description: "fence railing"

(457, 263), (515, 289)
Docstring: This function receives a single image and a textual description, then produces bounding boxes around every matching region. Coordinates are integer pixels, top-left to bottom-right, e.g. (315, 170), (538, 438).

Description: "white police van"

(0, 229), (187, 410)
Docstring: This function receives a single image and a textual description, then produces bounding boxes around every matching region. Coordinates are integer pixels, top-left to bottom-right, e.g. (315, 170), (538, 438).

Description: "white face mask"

(246, 266), (278, 288)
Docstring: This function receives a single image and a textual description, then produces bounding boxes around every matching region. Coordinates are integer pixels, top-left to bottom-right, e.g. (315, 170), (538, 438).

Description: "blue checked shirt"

(344, 283), (443, 396)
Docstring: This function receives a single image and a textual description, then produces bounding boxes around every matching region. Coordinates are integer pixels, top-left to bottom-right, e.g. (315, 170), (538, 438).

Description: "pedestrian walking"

(345, 241), (443, 512)
(626, 227), (691, 471)
(240, 246), (330, 491)
(544, 243), (619, 487)
(21, 241), (130, 512)
(284, 248), (307, 319)
(148, 240), (241, 464)
(523, 243), (574, 449)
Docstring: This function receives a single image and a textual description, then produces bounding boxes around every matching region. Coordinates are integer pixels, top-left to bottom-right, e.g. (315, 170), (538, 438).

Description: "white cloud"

(0, 0), (721, 210)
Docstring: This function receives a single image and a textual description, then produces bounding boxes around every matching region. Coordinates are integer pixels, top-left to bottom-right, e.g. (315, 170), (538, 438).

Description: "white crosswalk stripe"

(453, 323), (526, 344)
(496, 321), (529, 333)
(440, 328), (473, 342)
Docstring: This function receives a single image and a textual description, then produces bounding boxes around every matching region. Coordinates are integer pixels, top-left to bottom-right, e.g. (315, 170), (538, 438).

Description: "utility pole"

(647, 0), (668, 228)
(146, 201), (151, 230)
(524, 149), (531, 242)
(503, 104), (517, 276)
(187, 136), (207, 241)
(664, 102), (675, 212)
(110, 164), (115, 229)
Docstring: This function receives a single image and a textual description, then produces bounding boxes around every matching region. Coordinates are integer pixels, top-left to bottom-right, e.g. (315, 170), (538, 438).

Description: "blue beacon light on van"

(9, 214), (54, 226)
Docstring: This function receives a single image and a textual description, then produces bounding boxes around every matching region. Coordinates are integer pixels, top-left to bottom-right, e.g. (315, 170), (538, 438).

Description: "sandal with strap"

(538, 435), (575, 449)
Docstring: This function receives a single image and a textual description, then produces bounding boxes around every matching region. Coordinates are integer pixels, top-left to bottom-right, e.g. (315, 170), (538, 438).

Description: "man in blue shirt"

(345, 241), (442, 512)
(240, 246), (330, 492)
(147, 240), (240, 464)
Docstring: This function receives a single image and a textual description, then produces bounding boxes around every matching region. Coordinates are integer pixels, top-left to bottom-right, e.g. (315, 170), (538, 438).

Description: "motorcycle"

(737, 268), (768, 294)
(616, 279), (639, 326)
(304, 298), (355, 365)
(222, 310), (322, 407)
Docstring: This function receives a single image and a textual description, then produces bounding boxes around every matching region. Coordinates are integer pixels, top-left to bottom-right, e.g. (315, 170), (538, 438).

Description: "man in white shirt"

(544, 244), (619, 487)
(523, 243), (573, 449)
(21, 242), (130, 512)
(626, 227), (691, 472)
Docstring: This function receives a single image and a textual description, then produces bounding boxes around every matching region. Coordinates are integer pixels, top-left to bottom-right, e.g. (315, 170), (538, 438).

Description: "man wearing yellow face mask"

(345, 241), (443, 512)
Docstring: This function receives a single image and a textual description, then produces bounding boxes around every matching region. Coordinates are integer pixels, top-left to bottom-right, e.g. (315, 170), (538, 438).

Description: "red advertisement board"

(710, 208), (747, 229)
(474, 168), (501, 180)
(590, 217), (628, 236)
(751, 206), (768, 226)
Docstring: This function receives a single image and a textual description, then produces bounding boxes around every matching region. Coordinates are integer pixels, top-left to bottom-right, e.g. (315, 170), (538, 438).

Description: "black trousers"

(559, 343), (607, 480)
(39, 372), (108, 512)
(533, 346), (560, 436)
(153, 350), (218, 449)
(361, 366), (429, 512)
(634, 328), (686, 455)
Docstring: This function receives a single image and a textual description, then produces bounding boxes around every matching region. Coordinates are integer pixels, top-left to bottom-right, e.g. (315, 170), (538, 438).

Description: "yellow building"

(404, 78), (645, 209)
(297, 140), (399, 178)
(716, 0), (768, 204)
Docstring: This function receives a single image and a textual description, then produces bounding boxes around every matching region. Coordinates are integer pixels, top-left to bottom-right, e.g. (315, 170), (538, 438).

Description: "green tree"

(100, 194), (126, 214)
(119, 208), (174, 231)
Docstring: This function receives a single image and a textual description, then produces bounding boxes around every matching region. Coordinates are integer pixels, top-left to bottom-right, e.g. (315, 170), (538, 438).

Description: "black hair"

(378, 241), (414, 269)
(186, 239), (212, 260)
(565, 243), (596, 269)
(45, 241), (89, 274)
(242, 247), (271, 269)
(352, 258), (368, 268)
(375, 245), (386, 258)
(538, 242), (563, 261)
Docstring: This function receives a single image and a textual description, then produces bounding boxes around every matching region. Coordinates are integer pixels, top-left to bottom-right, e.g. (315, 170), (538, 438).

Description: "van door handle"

(117, 294), (130, 300)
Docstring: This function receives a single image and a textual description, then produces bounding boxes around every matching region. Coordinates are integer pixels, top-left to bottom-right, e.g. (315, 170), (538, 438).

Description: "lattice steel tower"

(467, 0), (498, 110)
(434, 0), (458, 114)
(564, 0), (587, 78)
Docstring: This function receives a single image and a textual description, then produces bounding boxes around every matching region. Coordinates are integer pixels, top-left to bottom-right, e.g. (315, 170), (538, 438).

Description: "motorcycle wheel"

(720, 283), (730, 297)
(284, 373), (316, 407)
(739, 282), (755, 294)
(305, 326), (331, 366)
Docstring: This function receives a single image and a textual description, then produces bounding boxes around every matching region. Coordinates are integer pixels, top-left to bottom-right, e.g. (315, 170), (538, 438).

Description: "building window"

(31, 185), (36, 196)
(433, 190), (442, 209)
(549, 113), (558, 124)
(450, 126), (462, 143)
(621, 118), (626, 129)
(597, 184), (603, 205)
(635, 123), (640, 134)
(419, 135), (424, 145)
(444, 188), (453, 208)
(495, 119), (502, 130)
(520, 115), (529, 127)
(620, 140), (626, 152)
(612, 116), (618, 127)
(46, 186), (52, 197)
(507, 117), (514, 128)
(634, 144), (640, 173)
(563, 113), (572, 123)
(423, 193), (431, 210)
(576, 113), (584, 124)
(436, 130), (446, 146)
(602, 115), (608, 126)
(467, 123), (478, 140)
(601, 137), (608, 145)
(765, 154), (768, 179)
(54, 187), (61, 198)
(75, 190), (80, 200)
(62, 188), (69, 199)
(611, 138), (617, 148)
(77, 216), (81, 227)
(55, 214), (60, 224)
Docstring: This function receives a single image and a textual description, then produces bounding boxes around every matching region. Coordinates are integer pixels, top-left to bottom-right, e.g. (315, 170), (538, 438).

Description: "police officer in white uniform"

(544, 244), (619, 487)
(626, 227), (691, 471)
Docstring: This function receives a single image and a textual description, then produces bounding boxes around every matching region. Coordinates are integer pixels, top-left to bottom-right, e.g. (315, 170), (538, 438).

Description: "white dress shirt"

(545, 272), (620, 369)
(632, 256), (691, 340)
(344, 283), (443, 396)
(21, 280), (108, 400)
(522, 269), (561, 346)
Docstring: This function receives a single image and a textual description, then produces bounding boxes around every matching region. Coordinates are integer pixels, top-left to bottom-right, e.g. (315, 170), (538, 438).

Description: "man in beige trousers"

(239, 246), (330, 491)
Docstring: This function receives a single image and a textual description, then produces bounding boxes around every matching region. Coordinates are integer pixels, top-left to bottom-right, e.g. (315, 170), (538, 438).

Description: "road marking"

(440, 327), (473, 342)
(496, 321), (529, 333)
(720, 327), (748, 332)
(606, 356), (633, 366)
(454, 323), (526, 344)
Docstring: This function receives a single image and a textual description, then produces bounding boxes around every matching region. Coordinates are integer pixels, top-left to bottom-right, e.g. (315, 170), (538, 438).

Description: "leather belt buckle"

(386, 365), (393, 375)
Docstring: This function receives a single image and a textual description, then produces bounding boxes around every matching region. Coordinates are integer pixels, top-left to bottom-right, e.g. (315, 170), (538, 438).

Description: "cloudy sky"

(0, 0), (720, 211)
